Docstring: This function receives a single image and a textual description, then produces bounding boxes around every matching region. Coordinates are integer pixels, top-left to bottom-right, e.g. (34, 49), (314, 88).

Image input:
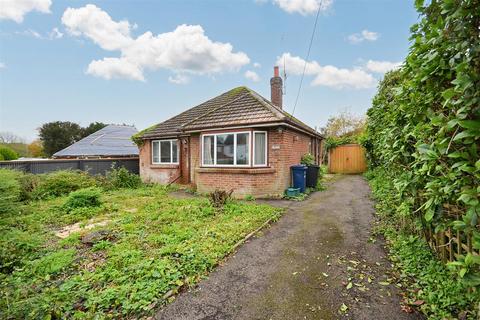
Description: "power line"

(290, 0), (322, 118)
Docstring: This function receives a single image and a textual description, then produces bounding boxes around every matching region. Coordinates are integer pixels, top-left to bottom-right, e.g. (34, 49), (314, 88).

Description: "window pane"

(236, 133), (249, 165)
(216, 134), (234, 165)
(254, 132), (266, 165)
(160, 141), (171, 163)
(152, 141), (159, 163)
(172, 140), (178, 163)
(203, 136), (214, 165)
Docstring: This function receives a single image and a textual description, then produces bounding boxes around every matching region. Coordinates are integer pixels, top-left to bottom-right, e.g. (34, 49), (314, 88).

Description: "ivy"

(363, 0), (480, 305)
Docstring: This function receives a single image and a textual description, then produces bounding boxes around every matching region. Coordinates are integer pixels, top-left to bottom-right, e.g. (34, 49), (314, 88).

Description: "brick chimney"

(270, 66), (283, 109)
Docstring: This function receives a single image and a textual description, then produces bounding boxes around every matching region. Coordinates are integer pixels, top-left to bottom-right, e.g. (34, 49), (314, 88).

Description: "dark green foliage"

(105, 166), (142, 189)
(63, 187), (102, 212)
(369, 169), (480, 318)
(38, 121), (108, 156)
(363, 1), (480, 316)
(32, 170), (97, 199)
(0, 146), (19, 160)
(38, 121), (84, 156)
(81, 122), (107, 137)
(0, 169), (21, 213)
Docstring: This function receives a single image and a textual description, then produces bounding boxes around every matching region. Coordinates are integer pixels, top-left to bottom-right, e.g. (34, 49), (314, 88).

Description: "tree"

(0, 146), (19, 160)
(321, 109), (365, 138)
(82, 122), (107, 138)
(0, 131), (24, 144)
(27, 140), (44, 158)
(38, 121), (84, 157)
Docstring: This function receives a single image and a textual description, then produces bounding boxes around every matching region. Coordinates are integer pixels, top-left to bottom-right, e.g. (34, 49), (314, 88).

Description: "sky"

(0, 0), (418, 142)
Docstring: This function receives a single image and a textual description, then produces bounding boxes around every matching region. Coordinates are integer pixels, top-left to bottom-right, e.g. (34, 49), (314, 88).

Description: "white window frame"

(201, 131), (251, 167)
(253, 131), (268, 167)
(151, 139), (179, 164)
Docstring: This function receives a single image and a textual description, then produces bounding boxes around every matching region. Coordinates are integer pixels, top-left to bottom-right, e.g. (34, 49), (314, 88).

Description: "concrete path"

(156, 175), (422, 320)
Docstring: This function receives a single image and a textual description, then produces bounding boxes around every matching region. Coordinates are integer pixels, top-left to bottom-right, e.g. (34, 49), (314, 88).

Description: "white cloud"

(0, 62), (6, 69)
(244, 70), (260, 82)
(62, 4), (133, 51)
(253, 62), (261, 68)
(272, 0), (332, 15)
(278, 52), (376, 89)
(86, 57), (145, 81)
(48, 27), (63, 39)
(168, 74), (190, 85)
(62, 4), (250, 82)
(0, 0), (51, 23)
(348, 30), (379, 44)
(365, 60), (401, 73)
(16, 29), (42, 39)
(15, 27), (64, 40)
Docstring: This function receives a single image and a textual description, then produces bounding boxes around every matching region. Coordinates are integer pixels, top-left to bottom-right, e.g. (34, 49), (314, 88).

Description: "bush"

(300, 153), (315, 165)
(105, 167), (142, 189)
(0, 146), (19, 160)
(17, 173), (41, 201)
(32, 170), (97, 199)
(63, 187), (102, 212)
(0, 169), (21, 213)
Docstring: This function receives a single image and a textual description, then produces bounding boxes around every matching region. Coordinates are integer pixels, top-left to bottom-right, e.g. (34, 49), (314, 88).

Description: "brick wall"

(140, 126), (317, 197)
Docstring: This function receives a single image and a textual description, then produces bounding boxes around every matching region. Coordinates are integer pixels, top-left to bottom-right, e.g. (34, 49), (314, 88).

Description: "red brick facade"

(139, 126), (322, 198)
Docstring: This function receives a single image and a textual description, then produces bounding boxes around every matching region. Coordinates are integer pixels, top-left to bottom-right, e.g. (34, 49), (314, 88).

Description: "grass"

(0, 184), (282, 319)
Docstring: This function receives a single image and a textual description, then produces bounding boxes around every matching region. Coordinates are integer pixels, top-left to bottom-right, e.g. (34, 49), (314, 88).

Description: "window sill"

(150, 164), (179, 169)
(196, 167), (275, 174)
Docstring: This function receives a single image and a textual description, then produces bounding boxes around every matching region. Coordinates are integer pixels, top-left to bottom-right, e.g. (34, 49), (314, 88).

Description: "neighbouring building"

(53, 124), (139, 159)
(136, 67), (323, 197)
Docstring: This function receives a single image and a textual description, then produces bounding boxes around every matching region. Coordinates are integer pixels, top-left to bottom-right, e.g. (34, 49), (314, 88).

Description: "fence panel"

(328, 144), (367, 174)
(0, 158), (139, 175)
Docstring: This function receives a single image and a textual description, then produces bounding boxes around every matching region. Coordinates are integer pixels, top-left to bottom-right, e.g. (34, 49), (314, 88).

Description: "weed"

(63, 187), (102, 212)
(208, 189), (233, 208)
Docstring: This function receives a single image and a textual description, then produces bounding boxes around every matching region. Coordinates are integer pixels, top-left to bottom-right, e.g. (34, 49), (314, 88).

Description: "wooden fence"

(0, 158), (139, 175)
(426, 212), (479, 262)
(328, 144), (367, 174)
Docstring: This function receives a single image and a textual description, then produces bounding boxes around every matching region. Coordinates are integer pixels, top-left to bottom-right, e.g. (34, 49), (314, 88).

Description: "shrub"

(0, 169), (21, 213)
(244, 195), (255, 201)
(300, 153), (315, 165)
(17, 173), (41, 201)
(0, 146), (19, 160)
(32, 170), (97, 199)
(105, 167), (142, 189)
(63, 187), (102, 212)
(208, 189), (233, 208)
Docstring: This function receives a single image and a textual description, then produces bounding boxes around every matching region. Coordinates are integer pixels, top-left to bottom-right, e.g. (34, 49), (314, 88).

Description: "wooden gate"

(328, 144), (367, 174)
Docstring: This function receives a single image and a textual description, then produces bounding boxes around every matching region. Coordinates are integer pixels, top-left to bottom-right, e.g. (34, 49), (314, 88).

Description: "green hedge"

(362, 0), (480, 317)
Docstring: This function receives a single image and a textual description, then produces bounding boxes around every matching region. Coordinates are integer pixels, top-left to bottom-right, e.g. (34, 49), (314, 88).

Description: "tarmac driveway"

(156, 175), (422, 320)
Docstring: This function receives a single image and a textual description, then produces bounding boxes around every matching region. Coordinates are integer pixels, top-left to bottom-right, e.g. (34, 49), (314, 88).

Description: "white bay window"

(152, 140), (179, 164)
(253, 131), (267, 166)
(201, 131), (267, 167)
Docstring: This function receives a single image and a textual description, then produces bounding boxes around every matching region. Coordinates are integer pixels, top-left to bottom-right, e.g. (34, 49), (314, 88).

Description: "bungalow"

(136, 67), (324, 197)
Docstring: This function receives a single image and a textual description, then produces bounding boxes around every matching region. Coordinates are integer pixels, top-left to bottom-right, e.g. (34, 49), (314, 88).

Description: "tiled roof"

(53, 125), (139, 157)
(140, 86), (321, 139)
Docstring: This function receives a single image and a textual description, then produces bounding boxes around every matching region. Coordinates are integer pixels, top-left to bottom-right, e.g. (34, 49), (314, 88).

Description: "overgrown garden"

(0, 168), (281, 319)
(362, 0), (480, 318)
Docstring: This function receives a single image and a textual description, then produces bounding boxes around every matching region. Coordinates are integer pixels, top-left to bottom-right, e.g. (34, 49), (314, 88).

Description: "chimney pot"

(270, 66), (283, 109)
